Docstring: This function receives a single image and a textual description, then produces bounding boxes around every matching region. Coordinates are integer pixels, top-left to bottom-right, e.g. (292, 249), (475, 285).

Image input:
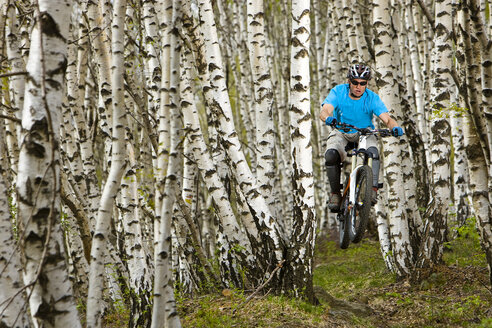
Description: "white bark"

(18, 1), (81, 326)
(288, 0), (316, 298)
(404, 0), (428, 156)
(450, 108), (472, 225)
(419, 0), (453, 267)
(247, 0), (277, 215)
(234, 1), (257, 167)
(180, 44), (256, 276)
(3, 3), (22, 183)
(373, 0), (413, 276)
(120, 144), (153, 326)
(5, 2), (24, 143)
(463, 112), (492, 284)
(0, 163), (30, 327)
(375, 196), (395, 272)
(197, 0), (284, 263)
(155, 0), (173, 255)
(342, 0), (360, 63)
(152, 1), (182, 326)
(142, 0), (161, 122)
(86, 0), (128, 326)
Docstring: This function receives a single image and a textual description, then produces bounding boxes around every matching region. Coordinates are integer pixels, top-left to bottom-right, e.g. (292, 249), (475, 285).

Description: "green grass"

(179, 294), (330, 328)
(100, 216), (492, 327)
(313, 239), (394, 299)
(179, 223), (492, 327)
(443, 217), (487, 267)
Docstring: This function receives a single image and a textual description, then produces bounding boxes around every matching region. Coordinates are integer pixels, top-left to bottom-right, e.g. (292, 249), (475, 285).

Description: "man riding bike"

(319, 64), (404, 211)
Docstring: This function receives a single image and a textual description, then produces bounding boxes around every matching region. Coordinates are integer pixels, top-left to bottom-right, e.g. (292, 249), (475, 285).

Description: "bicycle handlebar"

(333, 122), (393, 137)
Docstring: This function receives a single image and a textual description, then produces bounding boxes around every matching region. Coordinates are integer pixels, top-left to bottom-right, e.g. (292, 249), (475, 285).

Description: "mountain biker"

(319, 64), (404, 211)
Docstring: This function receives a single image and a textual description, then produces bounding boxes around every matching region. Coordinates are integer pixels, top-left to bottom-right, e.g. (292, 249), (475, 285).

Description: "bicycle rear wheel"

(349, 165), (373, 243)
(338, 198), (350, 249)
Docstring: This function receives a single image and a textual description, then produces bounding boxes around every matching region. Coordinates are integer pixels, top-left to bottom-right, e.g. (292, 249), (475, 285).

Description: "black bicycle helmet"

(347, 64), (371, 80)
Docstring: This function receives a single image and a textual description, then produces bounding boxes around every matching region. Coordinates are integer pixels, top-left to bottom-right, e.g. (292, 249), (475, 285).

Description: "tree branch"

(413, 0), (435, 30)
(0, 71), (28, 78)
(232, 260), (286, 314)
(0, 114), (21, 123)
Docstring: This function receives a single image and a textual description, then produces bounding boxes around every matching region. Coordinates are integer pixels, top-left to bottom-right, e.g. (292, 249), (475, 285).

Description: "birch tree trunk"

(404, 0), (427, 156)
(463, 112), (492, 285)
(155, 0), (173, 255)
(0, 149), (30, 327)
(416, 0), (453, 269)
(285, 0), (317, 302)
(373, 0), (414, 277)
(86, 0), (128, 326)
(5, 2), (24, 144)
(457, 1), (492, 285)
(467, 0), (492, 184)
(120, 145), (153, 327)
(17, 1), (81, 326)
(247, 0), (277, 216)
(152, 1), (182, 326)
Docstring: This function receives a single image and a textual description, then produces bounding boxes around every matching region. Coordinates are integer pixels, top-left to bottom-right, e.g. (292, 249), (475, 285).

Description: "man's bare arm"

(378, 112), (398, 130)
(320, 103), (335, 122)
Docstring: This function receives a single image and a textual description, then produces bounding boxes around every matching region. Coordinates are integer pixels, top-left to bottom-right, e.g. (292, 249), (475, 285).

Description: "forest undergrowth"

(174, 217), (492, 328)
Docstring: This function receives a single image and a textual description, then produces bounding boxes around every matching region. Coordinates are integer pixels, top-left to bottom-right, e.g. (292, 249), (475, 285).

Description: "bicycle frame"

(341, 135), (373, 211)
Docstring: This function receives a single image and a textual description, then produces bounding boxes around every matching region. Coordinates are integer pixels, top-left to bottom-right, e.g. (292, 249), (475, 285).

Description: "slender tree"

(0, 138), (30, 328)
(86, 0), (128, 326)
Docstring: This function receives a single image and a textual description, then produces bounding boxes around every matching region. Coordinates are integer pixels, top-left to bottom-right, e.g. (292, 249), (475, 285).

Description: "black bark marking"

(39, 12), (66, 41)
(25, 117), (48, 158)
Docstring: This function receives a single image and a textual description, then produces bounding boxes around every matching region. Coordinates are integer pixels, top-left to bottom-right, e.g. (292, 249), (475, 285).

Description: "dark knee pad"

(324, 149), (341, 166)
(366, 147), (380, 188)
(325, 149), (341, 193)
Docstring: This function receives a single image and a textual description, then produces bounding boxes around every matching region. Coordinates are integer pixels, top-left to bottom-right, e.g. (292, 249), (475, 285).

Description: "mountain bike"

(332, 123), (392, 249)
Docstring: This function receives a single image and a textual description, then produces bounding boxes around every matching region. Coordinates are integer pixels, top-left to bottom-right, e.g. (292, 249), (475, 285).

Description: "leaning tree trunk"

(17, 1), (81, 327)
(179, 40), (256, 282)
(86, 0), (128, 326)
(195, 0), (284, 273)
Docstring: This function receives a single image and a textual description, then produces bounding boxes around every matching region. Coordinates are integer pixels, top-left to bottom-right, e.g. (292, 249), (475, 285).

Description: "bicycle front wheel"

(349, 165), (373, 243)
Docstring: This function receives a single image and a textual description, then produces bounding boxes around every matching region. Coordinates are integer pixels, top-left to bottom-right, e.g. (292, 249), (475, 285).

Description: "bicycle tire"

(349, 165), (373, 243)
(338, 198), (350, 249)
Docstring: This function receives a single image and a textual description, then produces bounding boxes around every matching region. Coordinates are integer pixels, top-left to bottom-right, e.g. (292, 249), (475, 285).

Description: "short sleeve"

(321, 87), (339, 109)
(371, 94), (388, 116)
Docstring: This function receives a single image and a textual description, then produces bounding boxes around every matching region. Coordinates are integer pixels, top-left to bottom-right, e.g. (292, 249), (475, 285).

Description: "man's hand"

(325, 116), (337, 126)
(392, 126), (404, 137)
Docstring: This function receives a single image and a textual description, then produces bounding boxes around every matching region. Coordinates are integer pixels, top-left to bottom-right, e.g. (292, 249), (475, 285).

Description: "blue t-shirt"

(321, 84), (388, 131)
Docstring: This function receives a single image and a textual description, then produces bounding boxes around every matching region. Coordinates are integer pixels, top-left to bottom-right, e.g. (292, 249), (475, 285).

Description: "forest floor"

(178, 218), (492, 328)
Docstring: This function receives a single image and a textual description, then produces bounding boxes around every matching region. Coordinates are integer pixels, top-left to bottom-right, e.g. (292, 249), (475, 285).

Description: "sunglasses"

(350, 80), (367, 86)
